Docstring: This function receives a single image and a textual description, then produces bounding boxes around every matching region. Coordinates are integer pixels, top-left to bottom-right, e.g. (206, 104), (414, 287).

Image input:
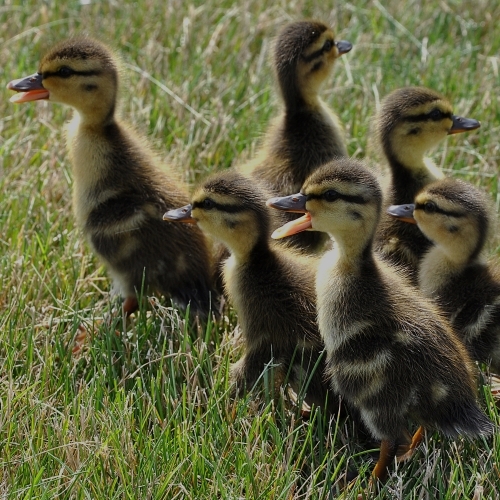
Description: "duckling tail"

(437, 401), (494, 439)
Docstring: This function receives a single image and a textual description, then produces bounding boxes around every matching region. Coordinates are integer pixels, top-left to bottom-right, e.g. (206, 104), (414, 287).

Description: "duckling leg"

(396, 426), (424, 462)
(371, 439), (398, 482)
(353, 440), (398, 500)
(354, 440), (398, 500)
(122, 296), (139, 316)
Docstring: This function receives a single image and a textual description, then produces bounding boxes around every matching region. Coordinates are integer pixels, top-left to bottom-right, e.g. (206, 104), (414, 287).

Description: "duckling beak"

(335, 40), (352, 55)
(448, 115), (480, 135)
(7, 73), (50, 103)
(266, 193), (307, 213)
(386, 204), (417, 224)
(163, 204), (197, 224)
(266, 193), (312, 239)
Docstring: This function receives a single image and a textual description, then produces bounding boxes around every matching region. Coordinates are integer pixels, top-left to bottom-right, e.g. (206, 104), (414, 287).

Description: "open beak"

(386, 204), (417, 224)
(7, 73), (50, 103)
(448, 115), (480, 135)
(163, 204), (197, 224)
(335, 40), (352, 56)
(266, 193), (312, 239)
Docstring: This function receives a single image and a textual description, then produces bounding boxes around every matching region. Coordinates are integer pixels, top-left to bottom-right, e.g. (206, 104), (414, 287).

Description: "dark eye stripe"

(301, 40), (335, 63)
(415, 202), (465, 217)
(42, 69), (102, 78)
(307, 192), (366, 204)
(192, 200), (247, 213)
(404, 111), (453, 123)
(302, 49), (324, 63)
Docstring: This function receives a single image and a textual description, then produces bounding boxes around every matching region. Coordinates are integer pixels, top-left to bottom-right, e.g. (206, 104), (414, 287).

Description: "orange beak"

(271, 213), (312, 239)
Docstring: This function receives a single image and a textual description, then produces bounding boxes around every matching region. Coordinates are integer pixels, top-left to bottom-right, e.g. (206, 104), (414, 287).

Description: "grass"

(1, 0), (500, 498)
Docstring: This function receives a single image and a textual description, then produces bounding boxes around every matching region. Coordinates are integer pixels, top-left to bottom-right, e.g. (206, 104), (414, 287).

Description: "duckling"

(8, 37), (215, 315)
(164, 170), (334, 408)
(240, 20), (352, 252)
(387, 178), (500, 372)
(371, 86), (480, 281)
(268, 158), (493, 481)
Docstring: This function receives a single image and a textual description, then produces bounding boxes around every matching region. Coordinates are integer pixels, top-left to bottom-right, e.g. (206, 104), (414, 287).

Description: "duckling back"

(429, 258), (500, 372)
(320, 256), (492, 439)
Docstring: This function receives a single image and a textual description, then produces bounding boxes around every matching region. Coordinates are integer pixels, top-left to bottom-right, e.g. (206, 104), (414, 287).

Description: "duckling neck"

(419, 246), (472, 296)
(261, 96), (346, 190)
(280, 83), (321, 114)
(328, 232), (374, 275)
(74, 101), (116, 128)
(385, 152), (444, 204)
(65, 113), (128, 226)
(228, 235), (270, 266)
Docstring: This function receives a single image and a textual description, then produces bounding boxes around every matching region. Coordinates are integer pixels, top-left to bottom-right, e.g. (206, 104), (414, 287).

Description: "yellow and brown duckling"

(371, 86), (480, 281)
(8, 37), (216, 316)
(240, 20), (352, 252)
(388, 178), (500, 372)
(269, 158), (493, 482)
(164, 170), (335, 408)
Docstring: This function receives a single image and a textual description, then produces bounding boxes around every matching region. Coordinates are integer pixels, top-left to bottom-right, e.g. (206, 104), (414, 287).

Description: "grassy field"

(1, 0), (500, 498)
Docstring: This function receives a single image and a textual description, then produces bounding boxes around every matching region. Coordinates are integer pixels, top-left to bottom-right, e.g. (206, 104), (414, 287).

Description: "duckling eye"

(203, 198), (215, 210)
(323, 39), (334, 52)
(323, 190), (339, 202)
(428, 108), (444, 121)
(58, 66), (73, 78)
(423, 201), (437, 213)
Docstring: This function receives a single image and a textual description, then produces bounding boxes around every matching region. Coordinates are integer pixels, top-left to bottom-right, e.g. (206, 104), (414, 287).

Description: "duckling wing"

(85, 192), (215, 315)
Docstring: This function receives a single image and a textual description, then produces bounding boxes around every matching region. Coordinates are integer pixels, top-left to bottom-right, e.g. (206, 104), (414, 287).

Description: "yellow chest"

(65, 115), (117, 228)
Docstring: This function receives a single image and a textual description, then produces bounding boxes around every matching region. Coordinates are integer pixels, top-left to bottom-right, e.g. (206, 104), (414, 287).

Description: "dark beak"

(7, 72), (44, 91)
(7, 72), (50, 103)
(448, 115), (481, 135)
(335, 40), (352, 55)
(266, 193), (307, 213)
(386, 204), (417, 224)
(163, 204), (197, 224)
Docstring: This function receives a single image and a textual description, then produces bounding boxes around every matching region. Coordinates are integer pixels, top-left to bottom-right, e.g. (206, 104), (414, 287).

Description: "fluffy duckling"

(269, 158), (493, 481)
(240, 20), (352, 252)
(371, 86), (480, 281)
(388, 178), (500, 371)
(8, 37), (215, 315)
(164, 170), (334, 408)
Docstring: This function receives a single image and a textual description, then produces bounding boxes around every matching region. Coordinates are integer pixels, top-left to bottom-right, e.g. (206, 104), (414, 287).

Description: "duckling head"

(165, 171), (270, 261)
(269, 158), (381, 254)
(388, 178), (493, 264)
(8, 37), (119, 124)
(372, 87), (480, 169)
(274, 20), (351, 110)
